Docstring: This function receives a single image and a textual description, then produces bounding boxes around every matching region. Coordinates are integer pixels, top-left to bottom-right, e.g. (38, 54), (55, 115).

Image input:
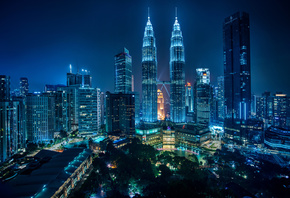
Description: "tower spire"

(175, 7), (177, 20)
(148, 7), (150, 20)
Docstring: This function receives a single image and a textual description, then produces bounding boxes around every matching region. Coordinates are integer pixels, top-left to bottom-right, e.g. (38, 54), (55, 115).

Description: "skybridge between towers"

(157, 81), (170, 97)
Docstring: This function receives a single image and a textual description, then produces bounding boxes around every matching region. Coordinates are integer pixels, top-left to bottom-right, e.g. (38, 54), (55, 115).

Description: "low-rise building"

(264, 126), (290, 151)
(9, 148), (92, 198)
(175, 123), (211, 150)
(136, 125), (162, 148)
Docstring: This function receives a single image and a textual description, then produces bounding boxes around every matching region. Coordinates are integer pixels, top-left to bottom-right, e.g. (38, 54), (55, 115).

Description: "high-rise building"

(1, 76), (26, 162)
(0, 75), (10, 101)
(194, 68), (211, 126)
(223, 12), (251, 142)
(157, 89), (165, 120)
(142, 12), (157, 122)
(57, 86), (79, 132)
(185, 82), (194, 113)
(217, 76), (225, 121)
(115, 48), (132, 93)
(0, 100), (26, 163)
(20, 77), (29, 97)
(83, 74), (92, 88)
(273, 93), (288, 128)
(26, 93), (55, 142)
(106, 92), (135, 137)
(78, 87), (101, 136)
(67, 72), (82, 87)
(170, 14), (185, 123)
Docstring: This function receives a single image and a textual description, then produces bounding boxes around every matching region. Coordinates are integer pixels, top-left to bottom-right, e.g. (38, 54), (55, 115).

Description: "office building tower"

(67, 72), (82, 87)
(217, 76), (225, 121)
(185, 82), (194, 113)
(57, 86), (79, 131)
(0, 102), (12, 162)
(26, 93), (55, 142)
(0, 100), (26, 163)
(223, 12), (251, 142)
(115, 48), (132, 93)
(55, 90), (70, 132)
(142, 12), (157, 122)
(0, 75), (10, 101)
(106, 92), (135, 137)
(273, 93), (288, 128)
(20, 77), (29, 97)
(170, 13), (185, 123)
(157, 89), (165, 120)
(83, 74), (92, 88)
(194, 68), (211, 126)
(78, 87), (101, 136)
(256, 96), (265, 121)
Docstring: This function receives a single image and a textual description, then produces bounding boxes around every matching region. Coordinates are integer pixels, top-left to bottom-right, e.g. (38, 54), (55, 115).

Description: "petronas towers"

(142, 9), (186, 123)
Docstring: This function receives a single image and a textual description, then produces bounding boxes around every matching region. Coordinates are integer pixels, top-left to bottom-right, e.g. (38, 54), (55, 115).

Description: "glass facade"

(20, 77), (29, 97)
(170, 16), (185, 123)
(194, 68), (211, 126)
(142, 15), (157, 122)
(78, 87), (101, 136)
(26, 93), (55, 142)
(185, 82), (193, 113)
(115, 48), (132, 93)
(223, 12), (251, 141)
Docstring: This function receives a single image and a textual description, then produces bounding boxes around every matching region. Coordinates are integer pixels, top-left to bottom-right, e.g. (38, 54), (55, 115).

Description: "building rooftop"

(8, 148), (92, 198)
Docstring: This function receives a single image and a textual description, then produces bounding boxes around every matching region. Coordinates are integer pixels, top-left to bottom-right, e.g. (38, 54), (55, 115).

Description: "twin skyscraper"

(142, 9), (185, 123)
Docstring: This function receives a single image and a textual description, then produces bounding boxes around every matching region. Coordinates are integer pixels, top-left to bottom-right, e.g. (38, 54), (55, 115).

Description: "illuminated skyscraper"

(157, 89), (165, 120)
(170, 12), (185, 122)
(0, 75), (10, 101)
(194, 68), (211, 126)
(185, 82), (193, 113)
(217, 76), (225, 121)
(223, 12), (251, 142)
(20, 77), (29, 97)
(142, 11), (157, 122)
(115, 48), (132, 93)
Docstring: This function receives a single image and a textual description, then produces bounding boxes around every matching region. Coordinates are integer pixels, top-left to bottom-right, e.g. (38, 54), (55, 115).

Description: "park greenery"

(71, 139), (236, 198)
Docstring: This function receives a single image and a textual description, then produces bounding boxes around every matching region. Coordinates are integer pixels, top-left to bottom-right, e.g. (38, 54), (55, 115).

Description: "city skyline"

(1, 0), (290, 96)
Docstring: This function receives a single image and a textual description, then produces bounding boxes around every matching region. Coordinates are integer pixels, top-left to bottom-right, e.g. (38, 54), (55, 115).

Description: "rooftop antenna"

(148, 7), (150, 19)
(175, 7), (178, 20)
(69, 64), (72, 73)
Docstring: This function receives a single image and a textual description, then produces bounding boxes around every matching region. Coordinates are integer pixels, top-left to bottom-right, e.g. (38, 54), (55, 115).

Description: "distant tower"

(0, 75), (10, 101)
(157, 89), (165, 120)
(185, 82), (193, 113)
(20, 77), (29, 97)
(142, 9), (157, 122)
(114, 48), (132, 93)
(170, 8), (185, 122)
(223, 12), (251, 142)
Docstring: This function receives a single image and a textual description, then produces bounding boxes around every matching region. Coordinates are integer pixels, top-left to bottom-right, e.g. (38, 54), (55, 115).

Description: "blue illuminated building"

(170, 12), (185, 123)
(223, 12), (251, 142)
(142, 11), (157, 122)
(115, 48), (132, 93)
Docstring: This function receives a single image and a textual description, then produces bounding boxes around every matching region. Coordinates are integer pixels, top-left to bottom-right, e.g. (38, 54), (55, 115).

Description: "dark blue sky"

(0, 0), (289, 95)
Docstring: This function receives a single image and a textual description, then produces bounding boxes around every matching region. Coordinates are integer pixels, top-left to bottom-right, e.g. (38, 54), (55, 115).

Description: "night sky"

(1, 0), (290, 96)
